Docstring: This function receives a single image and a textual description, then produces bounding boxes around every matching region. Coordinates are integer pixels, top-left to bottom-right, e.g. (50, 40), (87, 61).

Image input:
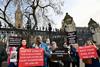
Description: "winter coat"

(0, 45), (8, 66)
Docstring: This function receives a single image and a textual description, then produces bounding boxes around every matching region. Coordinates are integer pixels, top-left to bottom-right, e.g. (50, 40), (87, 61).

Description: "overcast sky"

(0, 0), (100, 29)
(55, 0), (100, 28)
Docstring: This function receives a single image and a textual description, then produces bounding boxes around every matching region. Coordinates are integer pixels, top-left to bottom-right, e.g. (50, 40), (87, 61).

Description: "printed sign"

(19, 48), (44, 67)
(50, 48), (68, 61)
(9, 36), (21, 46)
(78, 45), (98, 59)
(66, 31), (77, 44)
(10, 51), (17, 62)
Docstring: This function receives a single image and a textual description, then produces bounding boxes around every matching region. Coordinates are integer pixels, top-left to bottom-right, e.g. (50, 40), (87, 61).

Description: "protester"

(17, 38), (28, 67)
(62, 42), (71, 67)
(83, 40), (100, 67)
(70, 44), (80, 67)
(50, 41), (60, 67)
(45, 38), (52, 67)
(51, 41), (58, 51)
(8, 47), (17, 67)
(0, 40), (8, 67)
(32, 35), (51, 67)
(46, 38), (51, 49)
(7, 47), (13, 65)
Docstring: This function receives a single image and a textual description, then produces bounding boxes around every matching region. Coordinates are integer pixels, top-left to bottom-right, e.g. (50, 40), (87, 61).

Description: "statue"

(61, 13), (77, 44)
(61, 13), (76, 32)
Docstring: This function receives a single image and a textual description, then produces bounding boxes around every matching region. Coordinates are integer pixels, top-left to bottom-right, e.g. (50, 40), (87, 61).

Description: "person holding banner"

(49, 41), (60, 67)
(32, 35), (51, 67)
(8, 47), (17, 67)
(83, 40), (100, 67)
(62, 42), (71, 67)
(17, 38), (28, 67)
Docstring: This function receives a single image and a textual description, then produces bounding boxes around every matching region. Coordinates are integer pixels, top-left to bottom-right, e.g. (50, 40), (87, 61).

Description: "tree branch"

(0, 16), (4, 20)
(0, 8), (4, 13)
(38, 0), (54, 9)
(4, 0), (12, 18)
(0, 16), (15, 28)
(38, 4), (50, 8)
(32, 0), (35, 6)
(42, 8), (54, 24)
(0, 0), (15, 28)
(35, 0), (39, 8)
(24, 5), (32, 12)
(4, 0), (12, 13)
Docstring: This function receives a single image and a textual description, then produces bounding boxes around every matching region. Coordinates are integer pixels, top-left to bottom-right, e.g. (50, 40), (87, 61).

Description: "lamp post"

(0, 21), (2, 28)
(48, 23), (52, 40)
(26, 19), (31, 30)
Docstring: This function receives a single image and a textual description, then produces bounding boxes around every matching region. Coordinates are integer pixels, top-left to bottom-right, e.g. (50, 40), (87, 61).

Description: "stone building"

(88, 18), (100, 47)
(61, 13), (92, 45)
(15, 5), (23, 29)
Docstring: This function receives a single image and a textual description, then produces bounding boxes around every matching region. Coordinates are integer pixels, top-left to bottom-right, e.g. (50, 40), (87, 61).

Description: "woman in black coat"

(84, 40), (100, 67)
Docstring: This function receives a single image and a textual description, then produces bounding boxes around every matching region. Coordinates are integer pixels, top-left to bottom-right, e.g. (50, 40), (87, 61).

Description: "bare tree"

(0, 0), (16, 28)
(13, 0), (64, 29)
(0, 0), (64, 29)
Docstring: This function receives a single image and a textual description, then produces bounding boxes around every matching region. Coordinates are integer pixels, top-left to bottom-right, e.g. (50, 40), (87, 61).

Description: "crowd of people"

(0, 35), (100, 67)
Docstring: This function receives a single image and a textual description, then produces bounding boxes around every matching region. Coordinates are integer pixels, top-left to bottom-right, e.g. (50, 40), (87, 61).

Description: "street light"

(48, 23), (52, 32)
(48, 23), (52, 40)
(26, 19), (31, 30)
(0, 21), (2, 28)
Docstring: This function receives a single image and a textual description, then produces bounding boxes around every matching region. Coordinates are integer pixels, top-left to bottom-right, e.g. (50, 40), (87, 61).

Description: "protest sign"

(66, 31), (77, 44)
(50, 48), (68, 61)
(10, 51), (17, 62)
(78, 45), (98, 59)
(19, 48), (44, 67)
(9, 36), (21, 46)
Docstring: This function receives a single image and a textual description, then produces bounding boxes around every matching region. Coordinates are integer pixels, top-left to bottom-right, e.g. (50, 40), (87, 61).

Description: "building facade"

(88, 18), (100, 47)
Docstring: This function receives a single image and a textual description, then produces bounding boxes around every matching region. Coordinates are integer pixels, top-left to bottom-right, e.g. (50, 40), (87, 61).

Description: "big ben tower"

(15, 4), (23, 29)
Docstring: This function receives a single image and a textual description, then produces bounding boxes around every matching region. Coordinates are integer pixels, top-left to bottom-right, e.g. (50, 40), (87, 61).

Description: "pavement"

(79, 60), (85, 67)
(70, 60), (84, 67)
(2, 60), (85, 67)
(2, 61), (8, 67)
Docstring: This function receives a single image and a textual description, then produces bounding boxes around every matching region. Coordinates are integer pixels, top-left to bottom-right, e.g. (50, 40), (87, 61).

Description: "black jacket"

(0, 45), (8, 62)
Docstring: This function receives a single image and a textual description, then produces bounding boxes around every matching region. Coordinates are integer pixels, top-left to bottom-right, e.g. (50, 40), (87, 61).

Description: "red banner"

(19, 48), (44, 67)
(78, 45), (98, 59)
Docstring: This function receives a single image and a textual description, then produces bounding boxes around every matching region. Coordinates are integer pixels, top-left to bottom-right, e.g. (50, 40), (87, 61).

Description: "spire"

(16, 4), (21, 13)
(15, 4), (23, 29)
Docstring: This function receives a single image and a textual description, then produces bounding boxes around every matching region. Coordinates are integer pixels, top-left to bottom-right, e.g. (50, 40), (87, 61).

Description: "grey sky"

(0, 0), (100, 29)
(55, 0), (100, 28)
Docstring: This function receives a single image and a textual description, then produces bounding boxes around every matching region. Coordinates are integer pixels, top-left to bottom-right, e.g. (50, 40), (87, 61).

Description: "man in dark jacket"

(70, 44), (80, 67)
(0, 42), (8, 67)
(62, 42), (71, 67)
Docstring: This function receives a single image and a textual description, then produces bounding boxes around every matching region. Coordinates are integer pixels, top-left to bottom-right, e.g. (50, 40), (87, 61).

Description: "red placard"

(78, 45), (98, 59)
(19, 48), (44, 67)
